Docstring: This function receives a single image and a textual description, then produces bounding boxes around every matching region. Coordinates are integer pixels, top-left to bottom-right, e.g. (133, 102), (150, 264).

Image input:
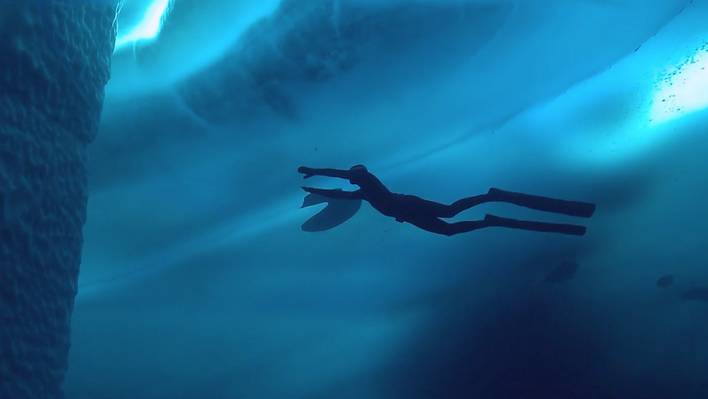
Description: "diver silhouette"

(298, 165), (595, 236)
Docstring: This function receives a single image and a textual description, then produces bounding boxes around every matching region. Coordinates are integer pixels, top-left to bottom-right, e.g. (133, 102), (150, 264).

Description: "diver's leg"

(396, 196), (472, 219)
(405, 214), (585, 236)
(419, 189), (595, 219)
(483, 214), (587, 236)
(444, 194), (491, 217)
(409, 195), (489, 218)
(406, 217), (486, 236)
(404, 217), (470, 236)
(487, 188), (596, 218)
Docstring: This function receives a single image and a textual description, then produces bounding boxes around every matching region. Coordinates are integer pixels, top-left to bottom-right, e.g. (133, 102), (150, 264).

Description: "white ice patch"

(115, 0), (173, 50)
(108, 0), (281, 97)
(650, 43), (708, 125)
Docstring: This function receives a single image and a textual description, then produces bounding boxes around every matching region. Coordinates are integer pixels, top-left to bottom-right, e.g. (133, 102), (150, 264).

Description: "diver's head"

(350, 164), (368, 172)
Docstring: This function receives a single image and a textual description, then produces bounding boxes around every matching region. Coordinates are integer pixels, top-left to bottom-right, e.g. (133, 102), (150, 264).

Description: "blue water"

(66, 0), (708, 397)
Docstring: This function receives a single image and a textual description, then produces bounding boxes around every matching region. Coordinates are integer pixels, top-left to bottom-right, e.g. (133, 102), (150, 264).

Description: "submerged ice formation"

(0, 3), (117, 398)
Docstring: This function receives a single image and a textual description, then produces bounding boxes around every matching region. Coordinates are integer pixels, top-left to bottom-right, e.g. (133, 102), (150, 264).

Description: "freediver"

(298, 165), (596, 236)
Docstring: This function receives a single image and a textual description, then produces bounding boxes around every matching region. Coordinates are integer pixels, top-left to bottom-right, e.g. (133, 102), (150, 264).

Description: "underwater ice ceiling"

(110, 0), (708, 125)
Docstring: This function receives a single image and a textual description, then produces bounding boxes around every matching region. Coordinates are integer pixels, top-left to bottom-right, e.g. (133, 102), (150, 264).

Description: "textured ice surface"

(0, 2), (116, 398)
(66, 0), (708, 398)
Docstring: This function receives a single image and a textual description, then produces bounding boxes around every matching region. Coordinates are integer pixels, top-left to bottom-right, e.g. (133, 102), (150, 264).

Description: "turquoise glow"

(650, 44), (708, 124)
(115, 0), (172, 50)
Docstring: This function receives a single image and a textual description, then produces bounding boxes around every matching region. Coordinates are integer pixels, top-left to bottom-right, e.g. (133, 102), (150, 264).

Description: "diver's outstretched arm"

(298, 166), (352, 180)
(302, 186), (363, 200)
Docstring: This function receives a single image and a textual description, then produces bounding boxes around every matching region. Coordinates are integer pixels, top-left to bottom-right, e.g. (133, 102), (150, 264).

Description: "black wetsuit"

(298, 166), (595, 236)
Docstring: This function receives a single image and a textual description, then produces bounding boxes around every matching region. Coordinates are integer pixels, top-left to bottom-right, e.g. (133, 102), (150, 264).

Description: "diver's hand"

(298, 166), (315, 179)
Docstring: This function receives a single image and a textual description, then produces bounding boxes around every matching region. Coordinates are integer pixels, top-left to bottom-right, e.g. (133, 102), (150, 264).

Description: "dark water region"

(545, 261), (580, 283)
(681, 286), (708, 301)
(657, 274), (675, 288)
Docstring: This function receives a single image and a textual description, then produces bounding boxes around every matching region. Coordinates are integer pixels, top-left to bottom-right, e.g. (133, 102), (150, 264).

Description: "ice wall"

(0, 2), (117, 398)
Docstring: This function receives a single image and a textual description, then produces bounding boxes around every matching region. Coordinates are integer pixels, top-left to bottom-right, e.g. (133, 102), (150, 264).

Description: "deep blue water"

(66, 0), (708, 398)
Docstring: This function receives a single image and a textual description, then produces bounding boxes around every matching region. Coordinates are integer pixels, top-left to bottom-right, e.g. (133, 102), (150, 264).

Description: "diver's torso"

(350, 171), (407, 218)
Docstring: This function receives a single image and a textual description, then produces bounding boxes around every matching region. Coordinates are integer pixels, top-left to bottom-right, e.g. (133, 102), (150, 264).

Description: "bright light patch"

(115, 0), (172, 51)
(650, 44), (708, 124)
